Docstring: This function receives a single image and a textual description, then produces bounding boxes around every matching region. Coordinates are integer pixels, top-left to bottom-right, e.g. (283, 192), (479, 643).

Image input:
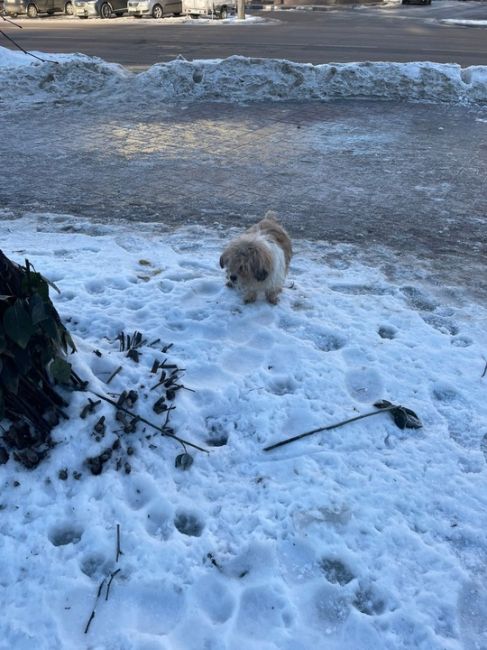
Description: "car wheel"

(152, 3), (163, 17)
(26, 3), (38, 16)
(99, 2), (112, 17)
(219, 5), (227, 18)
(65, 1), (73, 13)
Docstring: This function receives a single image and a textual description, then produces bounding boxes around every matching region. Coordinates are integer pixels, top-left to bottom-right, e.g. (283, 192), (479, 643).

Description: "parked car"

(181, 0), (234, 19)
(127, 0), (180, 18)
(73, 0), (127, 17)
(4, 0), (73, 16)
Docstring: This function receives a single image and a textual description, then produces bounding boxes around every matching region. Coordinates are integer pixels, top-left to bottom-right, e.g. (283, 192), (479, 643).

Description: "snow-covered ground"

(1, 213), (487, 650)
(1, 46), (487, 650)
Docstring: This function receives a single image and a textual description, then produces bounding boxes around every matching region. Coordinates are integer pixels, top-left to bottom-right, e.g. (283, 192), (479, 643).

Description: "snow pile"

(0, 48), (129, 105)
(441, 19), (487, 28)
(175, 14), (275, 25)
(1, 213), (487, 650)
(1, 46), (486, 106)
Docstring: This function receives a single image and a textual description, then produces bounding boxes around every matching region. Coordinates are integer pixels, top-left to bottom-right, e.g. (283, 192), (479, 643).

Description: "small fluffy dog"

(220, 211), (292, 304)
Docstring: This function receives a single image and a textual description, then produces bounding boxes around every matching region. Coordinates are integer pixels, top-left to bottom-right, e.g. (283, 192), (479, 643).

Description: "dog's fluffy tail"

(264, 210), (280, 222)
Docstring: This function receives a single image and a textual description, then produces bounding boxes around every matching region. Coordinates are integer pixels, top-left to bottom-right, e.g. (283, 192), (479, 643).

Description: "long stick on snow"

(263, 401), (422, 452)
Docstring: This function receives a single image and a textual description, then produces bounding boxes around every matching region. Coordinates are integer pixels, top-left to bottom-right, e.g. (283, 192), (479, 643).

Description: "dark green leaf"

(392, 406), (422, 430)
(175, 453), (193, 470)
(3, 301), (34, 349)
(50, 357), (72, 384)
(1, 360), (20, 395)
(374, 399), (394, 410)
(29, 294), (48, 325)
(42, 314), (61, 344)
(374, 400), (422, 430)
(45, 277), (61, 295)
(13, 347), (32, 375)
(21, 269), (50, 300)
(61, 330), (76, 354)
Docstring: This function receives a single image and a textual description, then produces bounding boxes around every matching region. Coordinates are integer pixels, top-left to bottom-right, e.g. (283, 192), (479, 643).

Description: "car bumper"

(127, 3), (150, 13)
(74, 4), (98, 15)
(4, 4), (26, 14)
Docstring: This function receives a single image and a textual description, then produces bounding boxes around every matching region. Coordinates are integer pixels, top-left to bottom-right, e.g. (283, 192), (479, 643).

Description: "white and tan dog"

(220, 211), (292, 304)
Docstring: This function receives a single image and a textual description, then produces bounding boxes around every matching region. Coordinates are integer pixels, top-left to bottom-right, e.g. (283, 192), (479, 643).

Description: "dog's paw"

(266, 290), (280, 305)
(244, 292), (257, 304)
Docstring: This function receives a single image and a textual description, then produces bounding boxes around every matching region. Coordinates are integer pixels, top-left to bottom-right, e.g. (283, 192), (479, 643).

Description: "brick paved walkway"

(2, 99), (486, 297)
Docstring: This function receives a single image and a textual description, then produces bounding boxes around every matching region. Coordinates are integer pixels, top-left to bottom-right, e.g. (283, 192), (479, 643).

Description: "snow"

(441, 19), (487, 28)
(166, 14), (276, 25)
(1, 212), (487, 650)
(1, 46), (487, 106)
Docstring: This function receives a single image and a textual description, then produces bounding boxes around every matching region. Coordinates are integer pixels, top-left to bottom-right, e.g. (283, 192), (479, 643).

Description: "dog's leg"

(244, 290), (257, 304)
(265, 289), (280, 305)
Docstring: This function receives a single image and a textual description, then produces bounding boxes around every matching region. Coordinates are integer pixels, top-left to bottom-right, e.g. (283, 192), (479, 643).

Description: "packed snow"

(1, 43), (487, 650)
(1, 45), (487, 106)
(1, 212), (487, 650)
(441, 19), (487, 28)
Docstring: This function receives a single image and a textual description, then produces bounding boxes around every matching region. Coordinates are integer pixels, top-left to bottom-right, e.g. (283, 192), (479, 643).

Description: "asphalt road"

(2, 1), (487, 68)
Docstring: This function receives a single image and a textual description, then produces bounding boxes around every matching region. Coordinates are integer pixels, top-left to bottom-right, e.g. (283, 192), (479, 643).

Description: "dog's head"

(220, 240), (272, 285)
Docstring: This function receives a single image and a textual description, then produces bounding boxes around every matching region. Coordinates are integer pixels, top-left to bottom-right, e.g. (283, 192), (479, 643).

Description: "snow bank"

(441, 19), (487, 28)
(1, 46), (486, 106)
(1, 213), (487, 650)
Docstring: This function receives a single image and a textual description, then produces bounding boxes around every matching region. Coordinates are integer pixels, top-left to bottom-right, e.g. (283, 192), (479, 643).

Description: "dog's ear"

(250, 245), (272, 282)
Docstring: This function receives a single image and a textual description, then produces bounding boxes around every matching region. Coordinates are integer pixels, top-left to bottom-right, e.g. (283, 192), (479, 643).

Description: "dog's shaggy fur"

(220, 212), (292, 304)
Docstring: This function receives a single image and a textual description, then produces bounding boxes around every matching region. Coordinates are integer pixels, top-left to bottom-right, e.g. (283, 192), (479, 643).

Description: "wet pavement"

(2, 98), (486, 299)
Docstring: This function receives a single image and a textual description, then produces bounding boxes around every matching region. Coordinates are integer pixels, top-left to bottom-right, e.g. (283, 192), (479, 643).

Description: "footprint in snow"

(320, 558), (355, 586)
(352, 583), (387, 616)
(236, 585), (293, 640)
(298, 326), (347, 352)
(123, 475), (158, 511)
(378, 325), (397, 340)
(174, 511), (205, 537)
(400, 286), (438, 312)
(451, 336), (473, 348)
(48, 525), (83, 547)
(345, 367), (383, 403)
(457, 581), (487, 649)
(80, 552), (112, 579)
(422, 314), (459, 336)
(193, 575), (236, 624)
(329, 284), (393, 296)
(309, 584), (350, 632)
(145, 503), (173, 540)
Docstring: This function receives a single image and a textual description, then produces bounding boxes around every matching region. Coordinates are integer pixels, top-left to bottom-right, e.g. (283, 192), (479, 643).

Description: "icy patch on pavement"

(1, 46), (486, 106)
(1, 213), (487, 650)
